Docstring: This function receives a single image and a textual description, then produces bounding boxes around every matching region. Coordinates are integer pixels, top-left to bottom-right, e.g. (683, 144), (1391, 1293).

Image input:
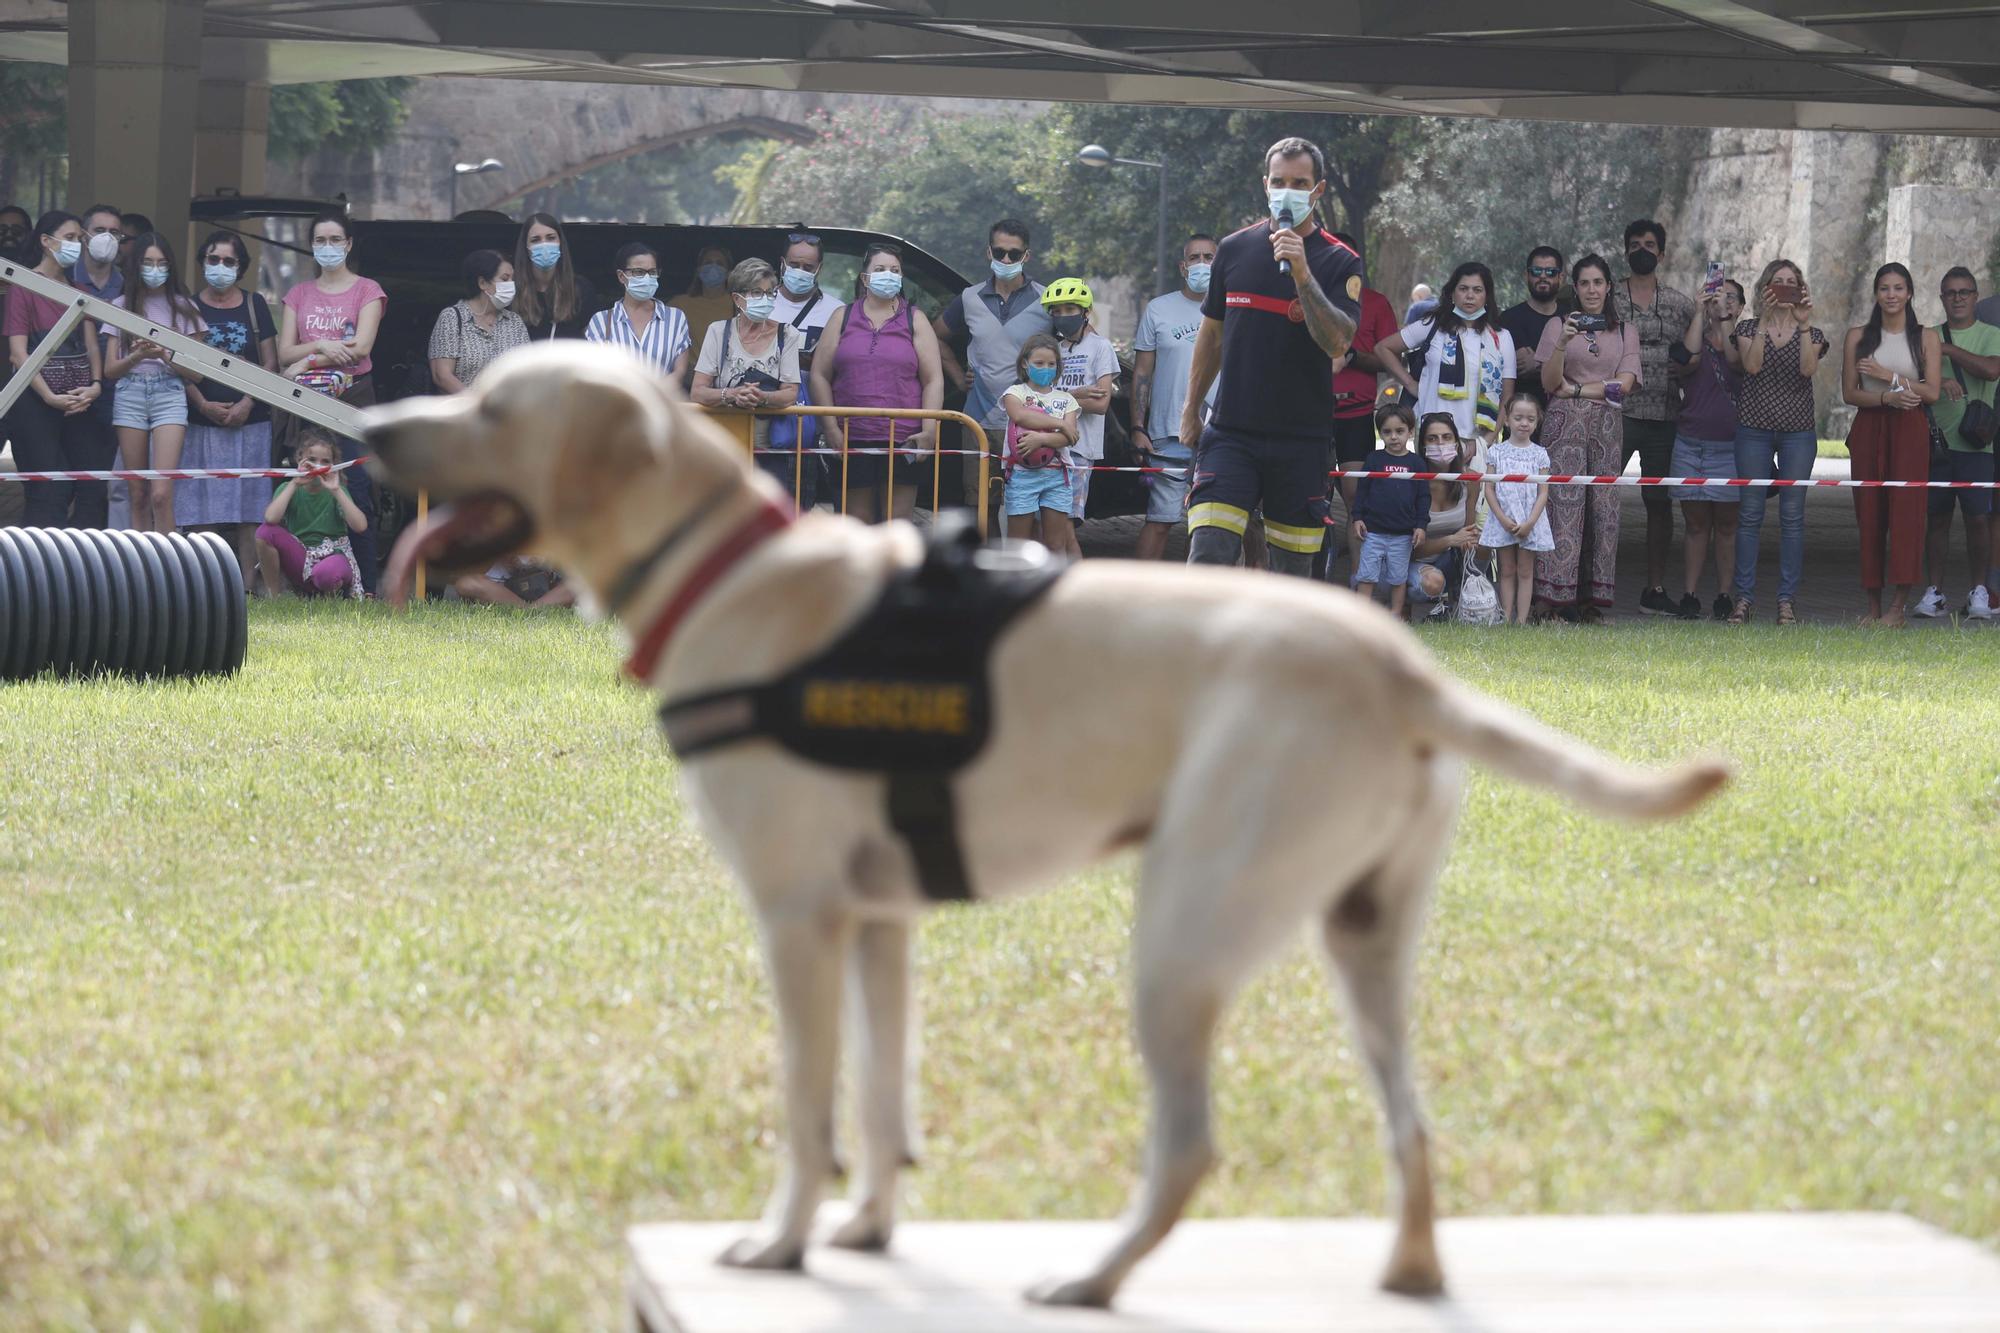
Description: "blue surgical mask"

(313, 243), (347, 270)
(698, 263), (727, 289)
(140, 264), (170, 289)
(53, 238), (82, 266)
(742, 293), (777, 322)
(781, 264), (816, 296)
(528, 241), (561, 270)
(204, 263), (238, 291)
(991, 258), (1024, 281)
(1026, 364), (1060, 389)
(1266, 187), (1315, 226)
(624, 273), (659, 300)
(1185, 263), (1212, 294)
(866, 270), (903, 299)
(1455, 305), (1487, 322)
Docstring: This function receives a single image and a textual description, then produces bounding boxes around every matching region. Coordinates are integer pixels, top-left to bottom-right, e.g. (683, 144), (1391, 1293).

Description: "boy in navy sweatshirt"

(1350, 406), (1430, 614)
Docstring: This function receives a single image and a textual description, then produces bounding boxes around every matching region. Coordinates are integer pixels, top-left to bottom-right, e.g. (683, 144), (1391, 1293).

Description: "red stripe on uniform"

(1224, 291), (1295, 315)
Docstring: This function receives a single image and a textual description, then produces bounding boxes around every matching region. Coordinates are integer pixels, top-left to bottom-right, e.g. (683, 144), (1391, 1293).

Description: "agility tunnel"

(0, 528), (246, 680)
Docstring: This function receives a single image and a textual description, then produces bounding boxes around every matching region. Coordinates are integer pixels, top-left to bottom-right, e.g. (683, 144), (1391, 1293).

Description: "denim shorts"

(1928, 448), (1995, 519)
(1004, 463), (1074, 516)
(1144, 439), (1192, 523)
(1671, 434), (1742, 504)
(1352, 530), (1412, 586)
(112, 372), (189, 430)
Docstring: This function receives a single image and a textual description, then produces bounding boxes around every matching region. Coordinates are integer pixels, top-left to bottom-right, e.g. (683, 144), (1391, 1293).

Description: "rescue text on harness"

(658, 515), (1065, 901)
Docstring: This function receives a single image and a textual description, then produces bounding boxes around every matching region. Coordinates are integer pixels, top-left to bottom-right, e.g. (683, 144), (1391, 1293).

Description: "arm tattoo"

(1132, 368), (1152, 429)
(1296, 272), (1356, 361)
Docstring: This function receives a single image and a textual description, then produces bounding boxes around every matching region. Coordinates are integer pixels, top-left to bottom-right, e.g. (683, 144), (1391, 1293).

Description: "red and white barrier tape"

(754, 447), (2000, 489)
(3, 459), (366, 484)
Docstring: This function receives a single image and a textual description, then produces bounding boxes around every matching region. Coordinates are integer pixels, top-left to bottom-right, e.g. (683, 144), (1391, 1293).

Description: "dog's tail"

(1407, 662), (1730, 821)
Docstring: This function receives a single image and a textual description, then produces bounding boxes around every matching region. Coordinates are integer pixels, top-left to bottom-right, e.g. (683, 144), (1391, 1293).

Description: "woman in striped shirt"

(584, 242), (692, 378)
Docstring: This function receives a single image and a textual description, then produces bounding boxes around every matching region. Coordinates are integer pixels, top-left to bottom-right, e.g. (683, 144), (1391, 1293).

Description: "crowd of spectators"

(5, 190), (2000, 625)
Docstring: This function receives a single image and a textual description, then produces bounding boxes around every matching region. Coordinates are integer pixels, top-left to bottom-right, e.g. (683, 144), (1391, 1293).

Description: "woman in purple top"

(1669, 279), (1746, 620)
(809, 242), (944, 522)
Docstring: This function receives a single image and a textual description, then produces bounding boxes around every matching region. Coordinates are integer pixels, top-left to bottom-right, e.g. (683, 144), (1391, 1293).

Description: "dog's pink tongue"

(382, 503), (470, 609)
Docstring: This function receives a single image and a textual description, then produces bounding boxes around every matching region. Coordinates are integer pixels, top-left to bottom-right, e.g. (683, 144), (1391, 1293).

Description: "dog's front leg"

(718, 904), (852, 1272)
(829, 919), (913, 1252)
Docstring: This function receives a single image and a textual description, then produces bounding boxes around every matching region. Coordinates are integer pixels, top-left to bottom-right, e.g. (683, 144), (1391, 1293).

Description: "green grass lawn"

(4, 603), (1998, 1331)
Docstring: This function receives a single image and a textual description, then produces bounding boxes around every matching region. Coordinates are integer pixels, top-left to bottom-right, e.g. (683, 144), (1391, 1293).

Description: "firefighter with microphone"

(1180, 136), (1363, 576)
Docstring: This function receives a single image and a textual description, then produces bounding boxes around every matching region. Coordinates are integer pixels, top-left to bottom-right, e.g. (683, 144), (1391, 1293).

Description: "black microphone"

(1276, 208), (1293, 275)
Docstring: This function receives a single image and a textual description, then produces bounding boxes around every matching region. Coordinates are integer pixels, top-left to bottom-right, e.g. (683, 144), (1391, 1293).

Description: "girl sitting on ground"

(1480, 396), (1555, 624)
(255, 429), (366, 599)
(1002, 333), (1082, 556)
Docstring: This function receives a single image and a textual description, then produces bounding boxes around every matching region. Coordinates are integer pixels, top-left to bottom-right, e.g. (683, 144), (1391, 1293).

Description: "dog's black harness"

(658, 516), (1065, 901)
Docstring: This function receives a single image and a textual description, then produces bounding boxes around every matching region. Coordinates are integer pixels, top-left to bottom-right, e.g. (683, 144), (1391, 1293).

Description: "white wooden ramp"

(627, 1213), (2000, 1333)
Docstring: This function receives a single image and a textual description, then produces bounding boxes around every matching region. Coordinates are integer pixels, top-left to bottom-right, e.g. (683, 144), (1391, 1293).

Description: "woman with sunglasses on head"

(178, 231), (280, 588)
(3, 210), (112, 528)
(512, 213), (597, 343)
(691, 259), (802, 500)
(1533, 253), (1641, 621)
(809, 242), (944, 521)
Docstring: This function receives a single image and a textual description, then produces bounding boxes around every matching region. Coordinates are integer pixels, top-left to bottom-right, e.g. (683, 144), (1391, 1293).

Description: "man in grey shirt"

(1130, 234), (1218, 560)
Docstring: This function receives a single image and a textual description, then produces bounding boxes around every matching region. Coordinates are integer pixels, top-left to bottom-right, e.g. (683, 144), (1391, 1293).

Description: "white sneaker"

(1967, 586), (1995, 620)
(1913, 586), (1947, 618)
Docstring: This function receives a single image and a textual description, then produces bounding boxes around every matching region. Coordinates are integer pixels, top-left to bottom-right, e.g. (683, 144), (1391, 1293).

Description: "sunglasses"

(990, 246), (1027, 262)
(1528, 266), (1561, 277)
(786, 231), (820, 246)
(203, 254), (242, 269)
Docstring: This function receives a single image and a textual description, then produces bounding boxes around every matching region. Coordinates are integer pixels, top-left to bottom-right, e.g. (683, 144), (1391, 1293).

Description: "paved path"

(1080, 459), (2000, 629)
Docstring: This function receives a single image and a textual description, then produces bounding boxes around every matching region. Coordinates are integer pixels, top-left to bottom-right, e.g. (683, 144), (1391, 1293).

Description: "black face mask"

(1051, 312), (1088, 342)
(1627, 249), (1659, 277)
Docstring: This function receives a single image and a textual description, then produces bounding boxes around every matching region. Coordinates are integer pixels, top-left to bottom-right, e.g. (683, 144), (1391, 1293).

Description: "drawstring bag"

(1456, 550), (1503, 625)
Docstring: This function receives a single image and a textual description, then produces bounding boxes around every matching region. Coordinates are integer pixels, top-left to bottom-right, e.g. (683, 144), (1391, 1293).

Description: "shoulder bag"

(1942, 325), (1998, 450)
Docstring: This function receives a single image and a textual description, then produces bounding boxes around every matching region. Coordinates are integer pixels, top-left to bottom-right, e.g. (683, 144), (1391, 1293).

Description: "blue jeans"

(1732, 427), (1816, 602)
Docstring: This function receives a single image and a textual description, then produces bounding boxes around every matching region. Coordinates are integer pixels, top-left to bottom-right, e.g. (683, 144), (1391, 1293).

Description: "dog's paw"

(716, 1233), (807, 1273)
(1023, 1274), (1116, 1308)
(827, 1207), (893, 1253)
(1380, 1246), (1445, 1298)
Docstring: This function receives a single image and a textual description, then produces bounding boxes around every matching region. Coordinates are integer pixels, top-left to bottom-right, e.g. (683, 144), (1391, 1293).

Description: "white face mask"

(87, 232), (120, 263)
(1423, 444), (1460, 465)
(490, 280), (516, 308)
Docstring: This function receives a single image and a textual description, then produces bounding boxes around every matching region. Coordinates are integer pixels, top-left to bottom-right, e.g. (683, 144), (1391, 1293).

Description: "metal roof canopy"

(2, 0), (1999, 135)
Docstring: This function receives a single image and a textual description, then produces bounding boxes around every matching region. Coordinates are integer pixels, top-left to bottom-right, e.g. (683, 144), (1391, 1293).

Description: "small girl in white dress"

(1480, 396), (1554, 624)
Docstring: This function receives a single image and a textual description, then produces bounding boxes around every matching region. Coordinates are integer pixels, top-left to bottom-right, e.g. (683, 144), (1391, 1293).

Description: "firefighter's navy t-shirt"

(1202, 221), (1363, 440)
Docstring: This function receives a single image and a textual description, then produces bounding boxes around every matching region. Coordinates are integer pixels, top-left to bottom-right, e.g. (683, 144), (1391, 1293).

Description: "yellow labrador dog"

(366, 341), (1727, 1309)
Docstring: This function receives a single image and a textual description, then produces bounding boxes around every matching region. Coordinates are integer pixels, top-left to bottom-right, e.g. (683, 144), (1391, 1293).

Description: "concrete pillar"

(195, 77), (270, 198)
(66, 0), (205, 252)
(1785, 131), (1883, 432)
(1885, 184), (2000, 329)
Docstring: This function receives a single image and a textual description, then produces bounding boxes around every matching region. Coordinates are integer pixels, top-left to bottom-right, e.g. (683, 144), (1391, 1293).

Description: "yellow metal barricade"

(697, 405), (994, 538)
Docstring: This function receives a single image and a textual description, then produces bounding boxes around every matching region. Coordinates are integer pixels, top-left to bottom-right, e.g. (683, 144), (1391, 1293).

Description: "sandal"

(1726, 597), (1751, 625)
(1776, 599), (1797, 626)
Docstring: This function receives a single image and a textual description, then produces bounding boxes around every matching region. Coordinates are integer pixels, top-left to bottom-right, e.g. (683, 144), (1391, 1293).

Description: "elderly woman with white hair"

(690, 258), (805, 500)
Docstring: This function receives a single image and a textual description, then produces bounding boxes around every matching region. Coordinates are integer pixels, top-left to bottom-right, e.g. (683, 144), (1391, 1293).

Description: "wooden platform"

(627, 1213), (2000, 1333)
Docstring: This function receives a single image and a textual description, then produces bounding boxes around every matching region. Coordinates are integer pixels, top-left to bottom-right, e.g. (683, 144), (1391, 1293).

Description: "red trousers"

(1847, 407), (1929, 590)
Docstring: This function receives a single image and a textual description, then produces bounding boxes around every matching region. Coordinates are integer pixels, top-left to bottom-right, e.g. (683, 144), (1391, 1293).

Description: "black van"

(190, 196), (1140, 518)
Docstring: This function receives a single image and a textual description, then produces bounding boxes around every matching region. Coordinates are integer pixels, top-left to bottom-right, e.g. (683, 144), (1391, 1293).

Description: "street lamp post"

(1077, 143), (1170, 297)
(450, 157), (504, 219)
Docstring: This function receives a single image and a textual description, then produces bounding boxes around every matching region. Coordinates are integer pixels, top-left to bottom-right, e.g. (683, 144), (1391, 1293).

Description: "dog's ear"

(546, 376), (663, 528)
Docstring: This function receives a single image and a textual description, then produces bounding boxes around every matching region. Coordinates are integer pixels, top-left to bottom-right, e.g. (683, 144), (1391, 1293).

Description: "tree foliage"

(724, 105), (1043, 267)
(269, 79), (416, 162)
(1376, 118), (1706, 304)
(1018, 105), (1423, 281)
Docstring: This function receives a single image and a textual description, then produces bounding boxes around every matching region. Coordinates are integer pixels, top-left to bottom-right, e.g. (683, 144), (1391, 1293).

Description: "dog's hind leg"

(1320, 760), (1459, 1298)
(829, 919), (913, 1252)
(718, 903), (853, 1272)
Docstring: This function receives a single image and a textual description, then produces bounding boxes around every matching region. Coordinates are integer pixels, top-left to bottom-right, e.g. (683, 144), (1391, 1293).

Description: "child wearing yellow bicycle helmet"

(1042, 276), (1120, 529)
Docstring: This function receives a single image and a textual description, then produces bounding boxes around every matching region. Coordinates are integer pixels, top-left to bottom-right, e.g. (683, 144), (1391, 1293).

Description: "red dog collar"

(622, 499), (794, 683)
